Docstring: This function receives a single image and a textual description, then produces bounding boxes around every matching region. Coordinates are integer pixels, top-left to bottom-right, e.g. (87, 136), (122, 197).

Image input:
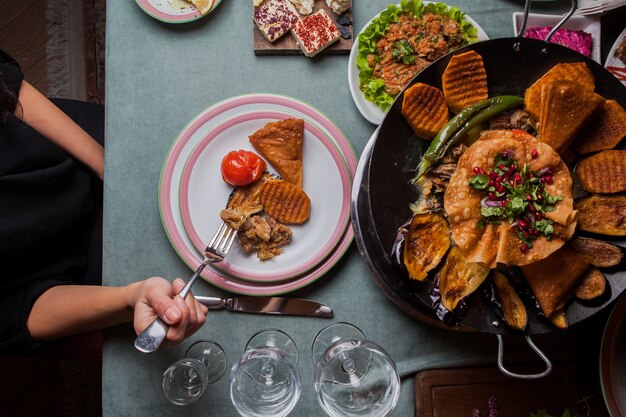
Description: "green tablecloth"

(103, 1), (622, 415)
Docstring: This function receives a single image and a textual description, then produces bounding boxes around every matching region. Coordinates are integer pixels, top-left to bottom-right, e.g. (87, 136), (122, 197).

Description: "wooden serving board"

(415, 365), (610, 417)
(253, 0), (353, 56)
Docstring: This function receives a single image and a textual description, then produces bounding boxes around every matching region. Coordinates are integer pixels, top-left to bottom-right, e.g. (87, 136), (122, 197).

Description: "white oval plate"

(135, 0), (222, 24)
(348, 3), (489, 125)
(179, 110), (351, 283)
(605, 27), (626, 86)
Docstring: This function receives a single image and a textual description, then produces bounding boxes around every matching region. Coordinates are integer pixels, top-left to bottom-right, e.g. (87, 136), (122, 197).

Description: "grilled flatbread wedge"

(260, 180), (310, 224)
(442, 50), (488, 113)
(403, 212), (450, 281)
(401, 83), (449, 140)
(576, 150), (626, 194)
(521, 246), (589, 317)
(524, 62), (595, 119)
(572, 100), (626, 154)
(249, 118), (304, 187)
(538, 79), (604, 153)
(575, 194), (626, 236)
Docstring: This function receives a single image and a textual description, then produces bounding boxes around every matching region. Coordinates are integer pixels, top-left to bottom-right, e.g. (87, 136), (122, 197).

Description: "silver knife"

(194, 296), (333, 318)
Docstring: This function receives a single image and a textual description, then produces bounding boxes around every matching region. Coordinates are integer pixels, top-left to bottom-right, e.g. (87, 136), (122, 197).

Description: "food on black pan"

(402, 212), (451, 281)
(492, 271), (527, 331)
(442, 50), (488, 113)
(538, 79), (604, 153)
(576, 150), (626, 194)
(575, 194), (626, 236)
(571, 100), (626, 155)
(548, 309), (568, 330)
(574, 266), (606, 301)
(520, 246), (589, 318)
(568, 236), (624, 268)
(439, 246), (490, 312)
(444, 130), (577, 268)
(401, 83), (449, 140)
(523, 62), (595, 119)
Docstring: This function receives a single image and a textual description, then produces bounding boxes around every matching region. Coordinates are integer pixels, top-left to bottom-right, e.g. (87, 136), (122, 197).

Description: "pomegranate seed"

(490, 171), (498, 179)
(529, 173), (535, 178)
(531, 149), (538, 159)
(535, 212), (542, 220)
(509, 180), (515, 186)
(502, 151), (509, 158)
(488, 180), (495, 187)
(520, 244), (529, 253)
(537, 194), (544, 201)
(473, 167), (480, 174)
(498, 164), (507, 171)
(497, 185), (505, 193)
(526, 193), (533, 201)
(488, 192), (497, 200)
(544, 175), (553, 184)
(528, 205), (536, 212)
(515, 173), (522, 183)
(519, 219), (529, 228)
(523, 230), (530, 238)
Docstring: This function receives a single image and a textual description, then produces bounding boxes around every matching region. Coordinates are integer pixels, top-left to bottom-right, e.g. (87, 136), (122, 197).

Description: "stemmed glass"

(162, 339), (228, 405)
(312, 322), (401, 417)
(230, 328), (302, 417)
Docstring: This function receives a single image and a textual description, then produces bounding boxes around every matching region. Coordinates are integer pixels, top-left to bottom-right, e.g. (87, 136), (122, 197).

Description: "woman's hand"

(131, 277), (209, 344)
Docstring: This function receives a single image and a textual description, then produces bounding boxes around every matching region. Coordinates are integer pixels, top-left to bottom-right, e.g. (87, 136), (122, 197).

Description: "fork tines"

(205, 222), (237, 260)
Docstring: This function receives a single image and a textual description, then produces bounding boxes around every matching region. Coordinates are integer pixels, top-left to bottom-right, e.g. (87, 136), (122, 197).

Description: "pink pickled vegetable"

(524, 26), (592, 57)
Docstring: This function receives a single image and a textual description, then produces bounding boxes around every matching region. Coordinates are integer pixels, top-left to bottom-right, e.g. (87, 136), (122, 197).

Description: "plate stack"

(160, 94), (356, 295)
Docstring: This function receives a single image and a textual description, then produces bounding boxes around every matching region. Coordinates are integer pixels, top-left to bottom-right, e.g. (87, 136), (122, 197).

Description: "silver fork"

(134, 222), (237, 353)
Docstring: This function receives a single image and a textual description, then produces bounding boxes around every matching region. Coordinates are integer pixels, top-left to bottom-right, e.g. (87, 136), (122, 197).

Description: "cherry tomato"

(220, 150), (266, 186)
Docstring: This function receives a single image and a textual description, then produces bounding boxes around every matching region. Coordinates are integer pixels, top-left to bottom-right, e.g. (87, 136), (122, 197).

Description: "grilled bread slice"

(524, 62), (595, 119)
(401, 83), (449, 140)
(260, 180), (310, 224)
(571, 100), (626, 154)
(442, 50), (488, 113)
(538, 79), (604, 153)
(576, 150), (626, 193)
(249, 118), (304, 187)
(575, 194), (626, 236)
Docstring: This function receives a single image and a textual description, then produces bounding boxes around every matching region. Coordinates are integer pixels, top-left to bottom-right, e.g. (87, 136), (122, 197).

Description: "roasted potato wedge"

(538, 79), (604, 153)
(568, 236), (623, 267)
(576, 194), (626, 236)
(524, 62), (595, 119)
(549, 309), (568, 330)
(493, 271), (527, 331)
(401, 83), (449, 141)
(440, 246), (490, 311)
(442, 50), (488, 113)
(260, 180), (310, 224)
(403, 212), (451, 281)
(574, 266), (606, 300)
(576, 150), (626, 194)
(571, 100), (626, 155)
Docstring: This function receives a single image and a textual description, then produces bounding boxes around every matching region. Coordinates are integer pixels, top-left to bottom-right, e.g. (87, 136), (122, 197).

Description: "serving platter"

(179, 110), (351, 283)
(160, 94), (357, 295)
(135, 0), (222, 24)
(354, 37), (626, 334)
(348, 2), (489, 125)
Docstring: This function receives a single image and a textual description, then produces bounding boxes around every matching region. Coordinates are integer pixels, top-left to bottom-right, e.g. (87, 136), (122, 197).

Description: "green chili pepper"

(411, 95), (523, 183)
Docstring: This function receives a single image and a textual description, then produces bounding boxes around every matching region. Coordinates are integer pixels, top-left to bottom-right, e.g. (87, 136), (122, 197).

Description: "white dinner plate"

(135, 0), (222, 23)
(179, 110), (351, 283)
(605, 27), (626, 86)
(160, 94), (357, 295)
(512, 12), (601, 63)
(601, 294), (626, 417)
(348, 2), (489, 125)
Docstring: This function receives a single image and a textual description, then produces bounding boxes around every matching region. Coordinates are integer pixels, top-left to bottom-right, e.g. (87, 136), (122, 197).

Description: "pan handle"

(496, 334), (552, 379)
(516, 0), (577, 41)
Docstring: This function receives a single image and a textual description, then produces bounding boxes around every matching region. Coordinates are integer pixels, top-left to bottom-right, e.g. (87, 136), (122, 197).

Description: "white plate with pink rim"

(159, 94), (357, 295)
(348, 2), (489, 125)
(179, 110), (352, 283)
(605, 27), (626, 86)
(135, 0), (222, 24)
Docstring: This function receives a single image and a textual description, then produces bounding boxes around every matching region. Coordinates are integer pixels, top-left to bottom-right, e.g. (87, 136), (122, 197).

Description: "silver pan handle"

(496, 334), (553, 379)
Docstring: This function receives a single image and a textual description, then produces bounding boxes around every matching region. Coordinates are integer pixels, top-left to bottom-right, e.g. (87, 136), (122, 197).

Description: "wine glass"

(162, 339), (227, 405)
(230, 328), (301, 417)
(312, 322), (401, 417)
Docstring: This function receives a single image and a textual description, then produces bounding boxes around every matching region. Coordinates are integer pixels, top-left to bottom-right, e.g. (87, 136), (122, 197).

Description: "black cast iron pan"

(357, 21), (626, 342)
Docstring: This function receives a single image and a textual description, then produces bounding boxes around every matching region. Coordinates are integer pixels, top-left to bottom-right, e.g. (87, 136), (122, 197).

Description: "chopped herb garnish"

(391, 39), (416, 65)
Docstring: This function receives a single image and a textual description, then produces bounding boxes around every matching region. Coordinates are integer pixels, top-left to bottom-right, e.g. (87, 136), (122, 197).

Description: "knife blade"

(194, 296), (333, 318)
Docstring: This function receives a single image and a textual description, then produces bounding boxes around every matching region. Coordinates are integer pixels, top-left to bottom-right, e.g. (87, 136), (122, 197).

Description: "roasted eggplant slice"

(403, 212), (451, 281)
(568, 236), (624, 268)
(575, 194), (626, 236)
(549, 309), (568, 330)
(493, 271), (527, 331)
(440, 246), (490, 311)
(575, 266), (606, 300)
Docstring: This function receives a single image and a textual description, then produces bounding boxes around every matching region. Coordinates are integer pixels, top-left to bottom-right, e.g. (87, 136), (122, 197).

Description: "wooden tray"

(253, 0), (353, 56)
(415, 365), (610, 417)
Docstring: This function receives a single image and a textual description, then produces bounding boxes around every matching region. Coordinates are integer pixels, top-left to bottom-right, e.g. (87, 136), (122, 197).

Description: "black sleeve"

(0, 49), (24, 98)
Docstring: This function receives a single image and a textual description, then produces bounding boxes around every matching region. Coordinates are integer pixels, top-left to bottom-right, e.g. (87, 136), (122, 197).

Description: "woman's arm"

(17, 81), (105, 179)
(26, 278), (208, 343)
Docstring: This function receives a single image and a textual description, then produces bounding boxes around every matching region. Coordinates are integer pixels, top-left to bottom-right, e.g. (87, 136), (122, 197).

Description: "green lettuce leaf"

(356, 0), (480, 111)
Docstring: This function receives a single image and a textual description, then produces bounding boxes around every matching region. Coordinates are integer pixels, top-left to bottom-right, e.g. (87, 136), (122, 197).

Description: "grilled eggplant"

(576, 194), (626, 236)
(568, 236), (624, 267)
(493, 271), (527, 331)
(439, 246), (490, 311)
(574, 266), (606, 300)
(403, 212), (451, 281)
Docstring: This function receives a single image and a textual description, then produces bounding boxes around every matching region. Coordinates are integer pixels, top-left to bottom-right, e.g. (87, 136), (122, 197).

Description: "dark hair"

(0, 77), (19, 125)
